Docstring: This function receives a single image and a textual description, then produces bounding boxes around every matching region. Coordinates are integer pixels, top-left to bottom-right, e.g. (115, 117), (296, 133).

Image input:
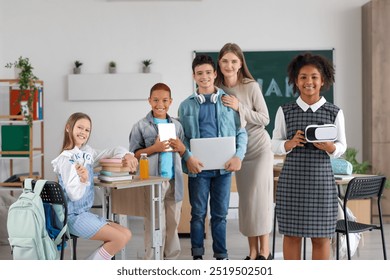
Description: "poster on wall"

(194, 49), (334, 136)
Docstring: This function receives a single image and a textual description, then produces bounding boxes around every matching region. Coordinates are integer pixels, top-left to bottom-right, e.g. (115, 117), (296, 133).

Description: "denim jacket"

(129, 111), (185, 201)
(178, 88), (248, 176)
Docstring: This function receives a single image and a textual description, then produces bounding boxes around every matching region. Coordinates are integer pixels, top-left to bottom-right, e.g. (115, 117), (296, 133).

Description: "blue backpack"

(7, 179), (68, 260)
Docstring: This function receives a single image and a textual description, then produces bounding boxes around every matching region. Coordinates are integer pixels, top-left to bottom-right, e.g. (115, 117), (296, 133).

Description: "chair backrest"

(31, 180), (68, 218)
(31, 180), (69, 259)
(344, 176), (386, 202)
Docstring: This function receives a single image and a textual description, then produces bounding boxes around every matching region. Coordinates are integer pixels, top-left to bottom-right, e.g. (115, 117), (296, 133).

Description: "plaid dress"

(275, 102), (339, 238)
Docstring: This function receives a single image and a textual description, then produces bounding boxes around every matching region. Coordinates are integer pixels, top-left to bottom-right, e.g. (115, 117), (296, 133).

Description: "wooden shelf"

(0, 119), (43, 124)
(0, 80), (44, 187)
(0, 79), (44, 88)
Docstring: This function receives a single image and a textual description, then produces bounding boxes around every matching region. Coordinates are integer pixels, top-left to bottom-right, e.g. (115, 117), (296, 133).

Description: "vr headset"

(305, 124), (338, 143)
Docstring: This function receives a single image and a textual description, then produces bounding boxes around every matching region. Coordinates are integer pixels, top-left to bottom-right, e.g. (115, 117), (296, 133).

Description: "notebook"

(190, 136), (236, 170)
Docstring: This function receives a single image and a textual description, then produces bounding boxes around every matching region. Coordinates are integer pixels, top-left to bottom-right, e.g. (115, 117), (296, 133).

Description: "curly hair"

(287, 52), (335, 94)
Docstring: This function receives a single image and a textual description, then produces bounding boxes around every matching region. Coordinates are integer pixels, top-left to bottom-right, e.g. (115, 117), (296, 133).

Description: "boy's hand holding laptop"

(224, 156), (242, 172)
(189, 136), (238, 173)
(186, 156), (204, 174)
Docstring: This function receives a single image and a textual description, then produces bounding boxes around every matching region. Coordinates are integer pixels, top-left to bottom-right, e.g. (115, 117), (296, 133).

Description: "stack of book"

(98, 158), (133, 183)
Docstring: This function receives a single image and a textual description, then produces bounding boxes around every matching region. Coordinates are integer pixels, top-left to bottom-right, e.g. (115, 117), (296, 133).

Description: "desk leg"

(101, 187), (107, 220)
(150, 183), (162, 260)
(118, 214), (127, 260)
(105, 187), (113, 221)
(96, 186), (111, 220)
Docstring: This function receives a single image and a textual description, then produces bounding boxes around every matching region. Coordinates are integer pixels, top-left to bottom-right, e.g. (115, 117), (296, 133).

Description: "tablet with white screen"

(158, 123), (176, 151)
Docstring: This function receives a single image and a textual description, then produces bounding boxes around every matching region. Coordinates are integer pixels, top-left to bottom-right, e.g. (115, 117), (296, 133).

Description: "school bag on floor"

(7, 179), (67, 260)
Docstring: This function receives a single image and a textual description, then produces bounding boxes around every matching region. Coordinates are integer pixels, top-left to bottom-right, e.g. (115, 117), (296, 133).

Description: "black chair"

(336, 176), (387, 260)
(30, 180), (68, 260)
(30, 180), (110, 260)
(71, 235), (79, 260)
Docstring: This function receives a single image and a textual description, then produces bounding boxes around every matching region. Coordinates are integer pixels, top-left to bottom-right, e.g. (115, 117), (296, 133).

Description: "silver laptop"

(190, 136), (236, 170)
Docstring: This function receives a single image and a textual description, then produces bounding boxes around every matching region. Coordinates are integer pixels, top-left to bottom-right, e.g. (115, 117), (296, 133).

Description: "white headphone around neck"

(196, 93), (218, 104)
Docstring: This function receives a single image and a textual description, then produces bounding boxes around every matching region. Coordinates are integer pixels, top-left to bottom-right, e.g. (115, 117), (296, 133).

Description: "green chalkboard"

(194, 49), (334, 136)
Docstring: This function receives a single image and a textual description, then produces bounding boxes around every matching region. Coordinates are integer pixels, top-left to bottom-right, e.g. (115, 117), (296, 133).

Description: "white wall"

(0, 0), (370, 180)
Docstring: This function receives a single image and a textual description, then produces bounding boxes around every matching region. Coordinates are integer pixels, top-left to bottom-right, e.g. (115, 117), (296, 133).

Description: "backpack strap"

(24, 178), (34, 192)
(51, 204), (70, 240)
(24, 179), (47, 196)
(54, 224), (69, 245)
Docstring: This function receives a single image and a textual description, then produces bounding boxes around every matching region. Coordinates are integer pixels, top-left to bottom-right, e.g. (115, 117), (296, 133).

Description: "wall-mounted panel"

(68, 73), (161, 101)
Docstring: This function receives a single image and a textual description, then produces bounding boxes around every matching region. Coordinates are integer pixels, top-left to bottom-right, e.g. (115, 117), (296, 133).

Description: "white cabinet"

(68, 73), (162, 101)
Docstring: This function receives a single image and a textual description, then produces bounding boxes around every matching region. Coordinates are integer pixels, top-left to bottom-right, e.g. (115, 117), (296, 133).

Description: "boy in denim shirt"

(178, 54), (247, 260)
(129, 83), (186, 259)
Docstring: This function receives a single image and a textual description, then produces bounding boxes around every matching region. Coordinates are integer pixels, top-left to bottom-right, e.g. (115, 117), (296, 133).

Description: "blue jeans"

(188, 171), (231, 259)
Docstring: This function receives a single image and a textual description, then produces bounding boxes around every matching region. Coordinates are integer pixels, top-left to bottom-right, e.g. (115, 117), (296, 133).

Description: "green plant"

(344, 147), (390, 188)
(343, 147), (370, 174)
(109, 61), (116, 67)
(142, 59), (152, 67)
(5, 56), (39, 126)
(74, 60), (83, 68)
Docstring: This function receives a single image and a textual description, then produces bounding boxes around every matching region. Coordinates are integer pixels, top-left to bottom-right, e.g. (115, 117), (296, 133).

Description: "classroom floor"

(1, 216), (389, 260)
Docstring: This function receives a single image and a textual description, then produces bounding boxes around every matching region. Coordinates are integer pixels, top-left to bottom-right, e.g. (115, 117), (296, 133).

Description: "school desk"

(95, 176), (169, 260)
